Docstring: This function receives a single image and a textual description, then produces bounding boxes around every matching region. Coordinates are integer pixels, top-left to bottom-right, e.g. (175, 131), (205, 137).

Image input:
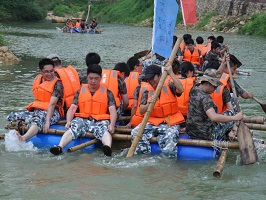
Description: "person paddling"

(186, 69), (243, 140)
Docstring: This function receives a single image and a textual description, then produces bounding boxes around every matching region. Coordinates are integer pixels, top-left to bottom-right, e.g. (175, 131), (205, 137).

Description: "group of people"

(6, 33), (255, 157)
(63, 18), (100, 33)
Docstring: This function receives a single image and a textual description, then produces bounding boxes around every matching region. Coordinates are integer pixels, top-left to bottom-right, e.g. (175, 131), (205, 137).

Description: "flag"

(180, 0), (198, 26)
(152, 0), (179, 59)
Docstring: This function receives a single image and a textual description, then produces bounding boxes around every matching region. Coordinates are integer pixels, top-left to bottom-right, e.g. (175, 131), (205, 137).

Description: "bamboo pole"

(245, 123), (266, 131)
(126, 37), (183, 158)
(0, 131), (240, 149)
(243, 116), (265, 124)
(213, 149), (228, 178)
(67, 139), (98, 152)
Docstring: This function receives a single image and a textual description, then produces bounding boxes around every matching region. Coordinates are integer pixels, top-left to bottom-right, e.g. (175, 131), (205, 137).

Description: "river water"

(0, 21), (266, 200)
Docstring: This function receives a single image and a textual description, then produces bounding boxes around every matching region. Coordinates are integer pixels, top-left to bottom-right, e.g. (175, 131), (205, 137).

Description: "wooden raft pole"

(126, 36), (183, 158)
(67, 139), (98, 152)
(0, 132), (240, 149)
(213, 149), (228, 178)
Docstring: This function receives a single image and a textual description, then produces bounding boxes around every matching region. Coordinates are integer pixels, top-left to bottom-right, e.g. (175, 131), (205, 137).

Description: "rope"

(212, 140), (229, 158)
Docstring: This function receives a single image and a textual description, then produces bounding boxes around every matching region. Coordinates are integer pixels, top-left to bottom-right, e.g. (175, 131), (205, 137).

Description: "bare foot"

(16, 131), (25, 141)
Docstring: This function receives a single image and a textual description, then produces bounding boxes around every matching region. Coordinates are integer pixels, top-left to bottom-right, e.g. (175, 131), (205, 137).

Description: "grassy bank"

(239, 13), (266, 37)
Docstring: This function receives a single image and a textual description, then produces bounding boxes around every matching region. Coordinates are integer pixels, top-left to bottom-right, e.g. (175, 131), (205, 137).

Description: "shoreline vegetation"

(0, 0), (265, 39)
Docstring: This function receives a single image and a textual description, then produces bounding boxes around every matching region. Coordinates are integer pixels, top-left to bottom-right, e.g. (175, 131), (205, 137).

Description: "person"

(206, 35), (216, 53)
(216, 35), (228, 54)
(80, 52), (101, 84)
(80, 19), (87, 33)
(186, 69), (243, 141)
(195, 36), (207, 59)
(178, 38), (202, 71)
(101, 62), (130, 115)
(131, 64), (185, 156)
(124, 56), (143, 116)
(49, 64), (117, 156)
(217, 54), (254, 116)
(202, 42), (222, 71)
(88, 18), (100, 33)
(46, 54), (80, 113)
(74, 19), (81, 32)
(179, 34), (192, 51)
(7, 58), (64, 141)
(176, 62), (196, 118)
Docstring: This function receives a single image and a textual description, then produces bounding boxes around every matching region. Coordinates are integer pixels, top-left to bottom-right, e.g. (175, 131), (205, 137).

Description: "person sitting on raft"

(7, 58), (64, 141)
(131, 64), (185, 156)
(50, 64), (117, 157)
(186, 69), (243, 141)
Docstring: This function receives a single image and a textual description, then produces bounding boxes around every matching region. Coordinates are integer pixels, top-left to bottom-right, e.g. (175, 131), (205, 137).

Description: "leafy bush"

(0, 34), (7, 46)
(196, 12), (218, 29)
(53, 5), (71, 17)
(239, 13), (266, 37)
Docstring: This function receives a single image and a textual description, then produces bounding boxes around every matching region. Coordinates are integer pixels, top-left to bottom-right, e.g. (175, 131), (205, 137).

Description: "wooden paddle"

(213, 149), (228, 178)
(239, 85), (266, 113)
(226, 59), (258, 165)
(126, 37), (183, 158)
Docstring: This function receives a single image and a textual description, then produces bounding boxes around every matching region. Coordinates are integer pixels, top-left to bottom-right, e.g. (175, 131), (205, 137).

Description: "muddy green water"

(0, 21), (266, 200)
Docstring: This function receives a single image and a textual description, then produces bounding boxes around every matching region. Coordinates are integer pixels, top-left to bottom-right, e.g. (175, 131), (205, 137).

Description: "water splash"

(4, 130), (38, 152)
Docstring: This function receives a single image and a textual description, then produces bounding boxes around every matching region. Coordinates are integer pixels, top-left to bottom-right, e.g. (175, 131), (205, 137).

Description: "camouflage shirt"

(186, 85), (217, 140)
(140, 82), (181, 105)
(72, 87), (116, 108)
(222, 87), (231, 104)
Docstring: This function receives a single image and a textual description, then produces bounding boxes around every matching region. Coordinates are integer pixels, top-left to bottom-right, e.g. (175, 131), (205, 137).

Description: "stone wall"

(196, 0), (266, 17)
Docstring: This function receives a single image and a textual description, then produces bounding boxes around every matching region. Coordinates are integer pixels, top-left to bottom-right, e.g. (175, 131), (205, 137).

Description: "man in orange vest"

(124, 56), (143, 115)
(47, 54), (80, 113)
(7, 58), (64, 141)
(178, 38), (202, 71)
(131, 64), (185, 156)
(50, 64), (117, 156)
(101, 62), (130, 115)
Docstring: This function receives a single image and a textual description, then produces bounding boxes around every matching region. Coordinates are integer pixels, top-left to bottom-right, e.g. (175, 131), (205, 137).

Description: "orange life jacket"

(124, 72), (140, 110)
(74, 84), (110, 120)
(75, 21), (81, 28)
(196, 44), (207, 56)
(68, 22), (75, 28)
(141, 83), (185, 126)
(55, 66), (80, 109)
(26, 75), (64, 117)
(101, 69), (121, 108)
(176, 77), (196, 116)
(211, 73), (230, 114)
(183, 48), (201, 67)
(180, 42), (186, 51)
(131, 82), (149, 127)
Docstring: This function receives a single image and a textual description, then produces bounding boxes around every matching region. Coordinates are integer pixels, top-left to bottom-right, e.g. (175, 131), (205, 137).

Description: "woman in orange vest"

(7, 58), (64, 142)
(131, 64), (185, 156)
(50, 64), (117, 157)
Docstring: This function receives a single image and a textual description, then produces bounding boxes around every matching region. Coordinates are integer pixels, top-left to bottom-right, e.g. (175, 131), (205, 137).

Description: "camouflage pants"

(69, 117), (109, 140)
(131, 123), (180, 156)
(6, 109), (61, 132)
(213, 110), (234, 140)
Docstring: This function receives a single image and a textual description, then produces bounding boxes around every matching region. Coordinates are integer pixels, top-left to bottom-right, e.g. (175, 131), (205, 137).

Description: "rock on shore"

(0, 46), (20, 64)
